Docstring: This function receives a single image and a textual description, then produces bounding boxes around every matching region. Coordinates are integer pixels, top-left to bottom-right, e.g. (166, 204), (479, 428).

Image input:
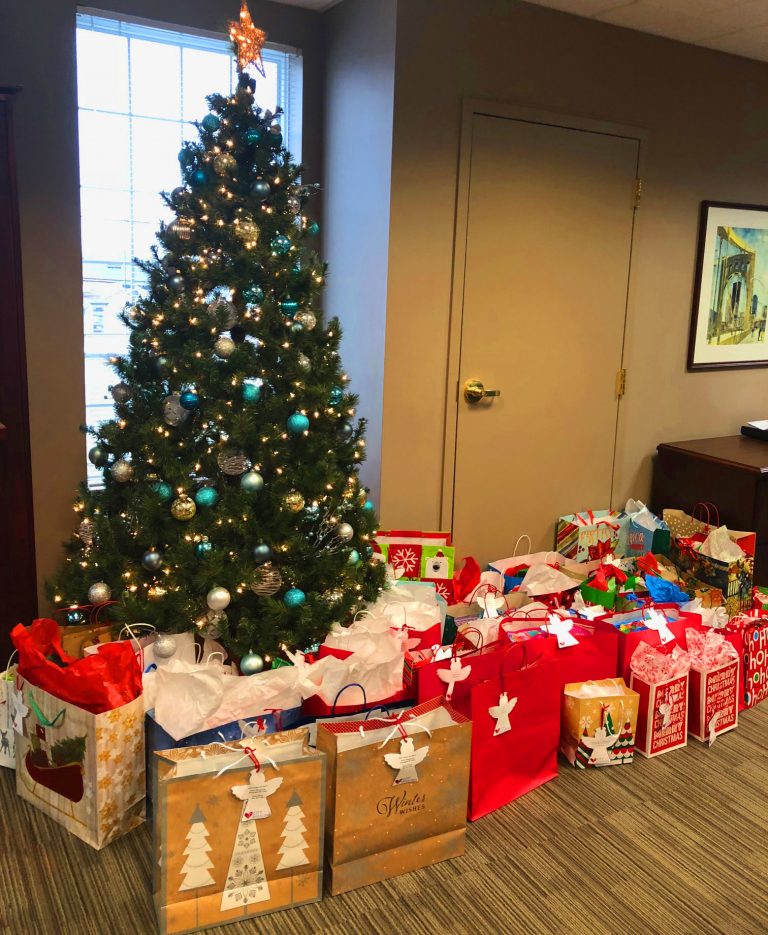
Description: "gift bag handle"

(512, 535), (532, 558)
(331, 682), (368, 714)
(692, 501), (720, 529)
(453, 626), (484, 656)
(27, 693), (65, 728)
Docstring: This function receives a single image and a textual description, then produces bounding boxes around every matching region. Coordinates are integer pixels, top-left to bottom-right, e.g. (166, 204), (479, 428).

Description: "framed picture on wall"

(688, 200), (768, 370)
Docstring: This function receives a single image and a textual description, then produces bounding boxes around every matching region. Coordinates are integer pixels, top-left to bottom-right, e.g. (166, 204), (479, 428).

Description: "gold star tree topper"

(230, 1), (267, 76)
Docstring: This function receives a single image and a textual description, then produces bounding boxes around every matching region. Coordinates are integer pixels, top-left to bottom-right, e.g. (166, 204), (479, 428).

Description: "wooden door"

(448, 109), (640, 565)
(0, 88), (37, 657)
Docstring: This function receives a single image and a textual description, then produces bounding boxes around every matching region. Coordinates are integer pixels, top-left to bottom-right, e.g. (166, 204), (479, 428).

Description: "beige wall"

(323, 0), (396, 507)
(0, 0), (324, 607)
(380, 0), (768, 540)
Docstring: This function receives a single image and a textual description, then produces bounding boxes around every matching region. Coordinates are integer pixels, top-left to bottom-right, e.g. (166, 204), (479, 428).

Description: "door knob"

(463, 379), (501, 404)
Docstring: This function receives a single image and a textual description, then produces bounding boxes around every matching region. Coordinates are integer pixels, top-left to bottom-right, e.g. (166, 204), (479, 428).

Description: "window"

(76, 10), (303, 486)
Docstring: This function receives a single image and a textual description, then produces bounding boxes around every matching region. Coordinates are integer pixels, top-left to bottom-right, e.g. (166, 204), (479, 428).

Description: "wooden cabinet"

(651, 435), (768, 585)
(0, 87), (37, 657)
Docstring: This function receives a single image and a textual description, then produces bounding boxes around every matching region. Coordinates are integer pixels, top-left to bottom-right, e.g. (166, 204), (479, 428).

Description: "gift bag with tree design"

(154, 729), (324, 935)
(561, 679), (640, 768)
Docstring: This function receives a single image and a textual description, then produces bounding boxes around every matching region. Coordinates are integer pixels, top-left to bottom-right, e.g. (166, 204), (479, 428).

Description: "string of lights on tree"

(48, 2), (386, 670)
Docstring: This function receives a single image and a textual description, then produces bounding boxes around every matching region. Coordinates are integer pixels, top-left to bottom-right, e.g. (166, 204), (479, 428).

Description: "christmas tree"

(276, 790), (310, 870)
(179, 807), (216, 892)
(48, 3), (385, 660)
(574, 730), (594, 769)
(610, 721), (635, 765)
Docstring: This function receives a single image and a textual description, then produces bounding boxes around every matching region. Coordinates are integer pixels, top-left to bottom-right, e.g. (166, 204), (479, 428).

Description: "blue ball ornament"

(279, 299), (300, 316)
(284, 587), (306, 608)
(153, 481), (173, 502)
(65, 610), (84, 625)
(142, 549), (163, 571)
(242, 382), (261, 404)
(179, 389), (200, 410)
(252, 543), (273, 563)
(348, 549), (361, 566)
(245, 128), (262, 144)
(195, 540), (213, 558)
(244, 285), (264, 304)
(252, 178), (271, 200)
(191, 168), (208, 186)
(240, 470), (264, 493)
(271, 234), (291, 255)
(178, 148), (194, 166)
(240, 652), (265, 675)
(363, 500), (374, 512)
(195, 486), (219, 508)
(201, 114), (220, 132)
(287, 412), (310, 435)
(329, 386), (343, 406)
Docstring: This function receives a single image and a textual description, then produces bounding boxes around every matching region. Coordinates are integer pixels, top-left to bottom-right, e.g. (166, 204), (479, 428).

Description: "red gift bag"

(630, 671), (688, 757)
(468, 642), (560, 820)
(11, 618), (142, 714)
(416, 629), (504, 708)
(595, 605), (705, 682)
(688, 661), (739, 743)
(720, 612), (768, 710)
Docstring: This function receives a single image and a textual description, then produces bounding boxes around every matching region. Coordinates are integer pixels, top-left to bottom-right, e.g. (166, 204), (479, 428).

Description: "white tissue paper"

(698, 526), (745, 563)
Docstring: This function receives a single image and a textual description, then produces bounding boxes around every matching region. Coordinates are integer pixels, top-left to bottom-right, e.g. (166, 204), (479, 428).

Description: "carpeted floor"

(1, 704), (766, 935)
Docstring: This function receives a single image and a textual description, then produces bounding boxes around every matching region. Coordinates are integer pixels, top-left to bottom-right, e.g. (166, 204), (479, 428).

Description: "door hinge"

(616, 368), (627, 398)
(634, 177), (643, 208)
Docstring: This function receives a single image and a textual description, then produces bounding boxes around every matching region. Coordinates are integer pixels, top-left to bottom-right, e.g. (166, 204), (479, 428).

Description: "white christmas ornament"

(383, 737), (429, 785)
(488, 691), (518, 736)
(437, 657), (471, 700)
(207, 586), (231, 612)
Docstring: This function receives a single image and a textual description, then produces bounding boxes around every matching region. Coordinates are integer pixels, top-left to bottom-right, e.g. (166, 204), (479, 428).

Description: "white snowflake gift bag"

(153, 728), (325, 935)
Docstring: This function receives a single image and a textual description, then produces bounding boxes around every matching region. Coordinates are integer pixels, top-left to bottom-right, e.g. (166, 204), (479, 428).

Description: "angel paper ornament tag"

(488, 691), (517, 736)
(480, 592), (506, 619)
(437, 657), (471, 700)
(545, 613), (579, 649)
(644, 609), (675, 644)
(383, 737), (429, 785)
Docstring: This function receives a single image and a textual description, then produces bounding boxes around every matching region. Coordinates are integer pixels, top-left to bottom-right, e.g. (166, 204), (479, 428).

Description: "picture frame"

(688, 200), (768, 371)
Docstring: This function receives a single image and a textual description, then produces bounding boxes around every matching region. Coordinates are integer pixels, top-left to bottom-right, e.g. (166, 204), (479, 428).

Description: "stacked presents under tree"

(2, 502), (767, 933)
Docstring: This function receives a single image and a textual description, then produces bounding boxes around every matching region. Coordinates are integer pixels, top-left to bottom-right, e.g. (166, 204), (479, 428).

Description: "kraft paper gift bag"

(15, 683), (145, 848)
(561, 678), (640, 768)
(154, 729), (325, 935)
(317, 697), (471, 895)
(0, 663), (18, 769)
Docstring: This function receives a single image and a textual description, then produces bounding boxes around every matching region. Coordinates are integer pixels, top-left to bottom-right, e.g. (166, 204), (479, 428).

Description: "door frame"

(440, 98), (647, 532)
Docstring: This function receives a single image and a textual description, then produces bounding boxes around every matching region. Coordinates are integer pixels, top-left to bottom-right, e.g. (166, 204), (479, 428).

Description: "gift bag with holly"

(629, 642), (690, 758)
(154, 729), (325, 934)
(561, 678), (640, 768)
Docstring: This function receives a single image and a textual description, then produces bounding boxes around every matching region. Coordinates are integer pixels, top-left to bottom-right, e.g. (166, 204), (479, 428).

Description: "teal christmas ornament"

(65, 610), (84, 625)
(271, 234), (291, 255)
(240, 652), (265, 675)
(244, 285), (264, 304)
(178, 148), (195, 166)
(329, 386), (343, 406)
(287, 412), (309, 435)
(252, 178), (271, 200)
(201, 113), (220, 132)
(240, 470), (264, 493)
(363, 500), (374, 512)
(340, 422), (354, 441)
(153, 481), (173, 502)
(348, 549), (361, 565)
(191, 168), (208, 186)
(306, 220), (320, 237)
(88, 445), (110, 467)
(195, 487), (219, 508)
(245, 128), (262, 144)
(284, 587), (306, 608)
(241, 382), (261, 404)
(279, 299), (300, 315)
(179, 389), (200, 410)
(252, 543), (272, 562)
(290, 322), (303, 333)
(194, 539), (213, 558)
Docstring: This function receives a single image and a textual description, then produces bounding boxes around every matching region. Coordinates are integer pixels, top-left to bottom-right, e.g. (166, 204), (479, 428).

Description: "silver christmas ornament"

(286, 194), (301, 215)
(213, 152), (237, 175)
(206, 586), (231, 611)
(217, 449), (249, 476)
(295, 310), (316, 331)
(214, 335), (236, 358)
(87, 581), (112, 604)
(163, 393), (190, 427)
(168, 218), (193, 240)
(141, 549), (163, 571)
(110, 459), (134, 483)
(153, 634), (177, 659)
(250, 563), (283, 597)
(208, 297), (238, 329)
(111, 382), (132, 404)
(296, 353), (311, 373)
(240, 652), (264, 675)
(78, 518), (95, 546)
(337, 522), (354, 541)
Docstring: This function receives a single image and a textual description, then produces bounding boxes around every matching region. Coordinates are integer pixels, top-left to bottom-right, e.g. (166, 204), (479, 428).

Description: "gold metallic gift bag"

(317, 697), (472, 895)
(154, 729), (325, 935)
